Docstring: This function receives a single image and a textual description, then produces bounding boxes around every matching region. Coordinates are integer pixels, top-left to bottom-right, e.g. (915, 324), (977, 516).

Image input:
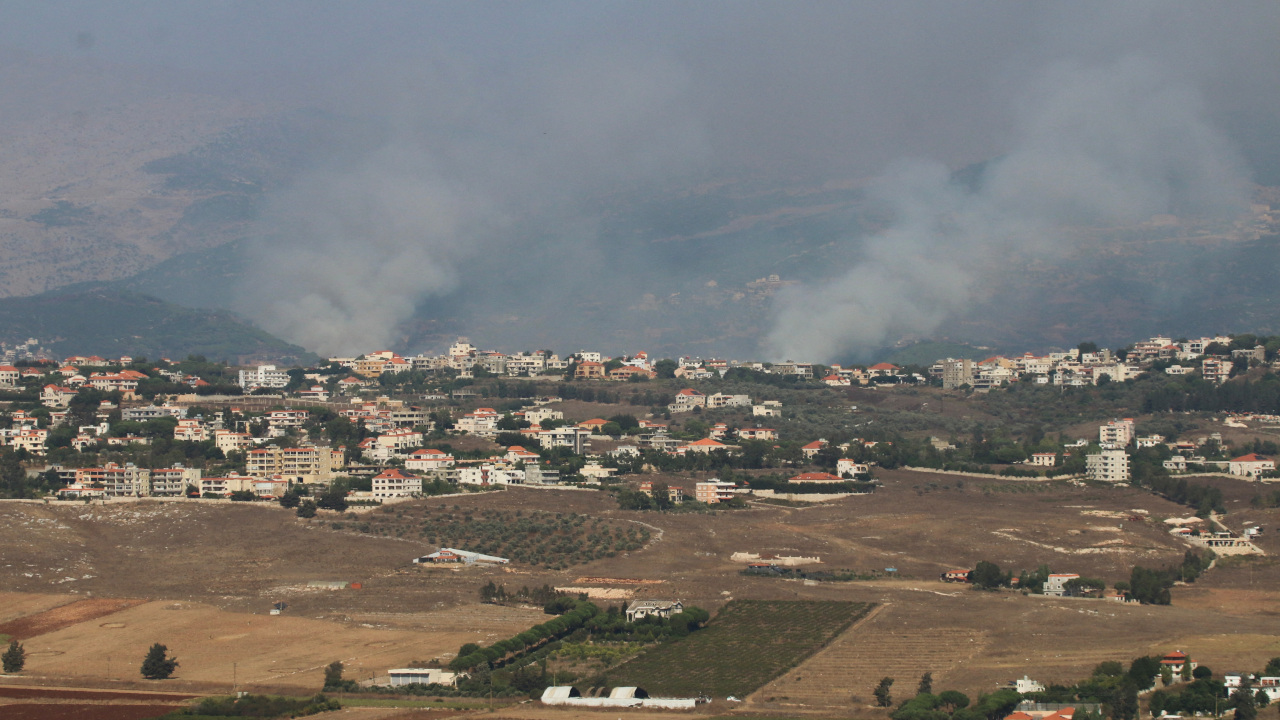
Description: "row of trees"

(969, 551), (1211, 604)
(450, 601), (601, 671)
(877, 672), (1024, 720)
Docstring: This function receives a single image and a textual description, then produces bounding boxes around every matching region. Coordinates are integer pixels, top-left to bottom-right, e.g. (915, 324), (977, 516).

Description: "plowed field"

(0, 598), (147, 640)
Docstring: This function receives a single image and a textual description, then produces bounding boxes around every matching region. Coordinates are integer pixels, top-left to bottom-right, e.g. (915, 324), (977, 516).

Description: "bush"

(186, 693), (340, 717)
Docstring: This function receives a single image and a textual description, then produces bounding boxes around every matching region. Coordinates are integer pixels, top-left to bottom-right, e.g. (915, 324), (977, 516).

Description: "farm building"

(941, 569), (972, 583)
(541, 685), (700, 709)
(626, 599), (684, 622)
(386, 668), (461, 687)
(412, 548), (509, 565)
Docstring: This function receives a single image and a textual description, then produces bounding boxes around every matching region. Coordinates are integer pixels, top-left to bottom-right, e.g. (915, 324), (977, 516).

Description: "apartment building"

(245, 445), (343, 484)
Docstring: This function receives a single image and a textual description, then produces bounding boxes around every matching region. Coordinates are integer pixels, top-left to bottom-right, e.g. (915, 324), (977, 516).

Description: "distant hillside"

(0, 289), (317, 365)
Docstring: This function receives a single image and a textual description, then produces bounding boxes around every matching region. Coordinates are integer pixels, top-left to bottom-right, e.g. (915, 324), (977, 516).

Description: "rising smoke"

(236, 50), (707, 356)
(764, 57), (1249, 363)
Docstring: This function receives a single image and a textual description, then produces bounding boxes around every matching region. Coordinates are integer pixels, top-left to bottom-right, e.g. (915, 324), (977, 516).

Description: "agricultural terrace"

(350, 505), (646, 569)
(609, 600), (871, 698)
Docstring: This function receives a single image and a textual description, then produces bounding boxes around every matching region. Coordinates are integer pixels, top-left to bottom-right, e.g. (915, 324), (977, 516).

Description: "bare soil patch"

(0, 704), (181, 720)
(0, 593), (79, 626)
(0, 687), (195, 701)
(0, 599), (146, 640)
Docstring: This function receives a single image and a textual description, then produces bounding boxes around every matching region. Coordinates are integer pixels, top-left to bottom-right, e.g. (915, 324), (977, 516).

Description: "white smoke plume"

(241, 147), (495, 355)
(236, 50), (706, 356)
(764, 57), (1249, 362)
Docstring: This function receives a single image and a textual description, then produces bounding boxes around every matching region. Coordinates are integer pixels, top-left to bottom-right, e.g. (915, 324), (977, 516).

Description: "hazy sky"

(4, 2), (1279, 358)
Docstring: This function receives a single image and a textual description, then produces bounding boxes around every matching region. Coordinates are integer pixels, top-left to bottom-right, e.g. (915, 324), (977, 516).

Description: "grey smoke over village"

(4, 2), (1279, 359)
(764, 56), (1251, 362)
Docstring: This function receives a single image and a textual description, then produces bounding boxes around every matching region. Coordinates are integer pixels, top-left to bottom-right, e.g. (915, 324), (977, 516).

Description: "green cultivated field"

(610, 599), (871, 698)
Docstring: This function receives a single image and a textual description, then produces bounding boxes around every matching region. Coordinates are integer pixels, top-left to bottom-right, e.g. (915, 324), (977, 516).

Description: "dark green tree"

(278, 487), (301, 509)
(2, 639), (25, 673)
(140, 643), (178, 679)
(317, 485), (348, 512)
(1235, 675), (1258, 720)
(939, 690), (970, 710)
(297, 499), (317, 518)
(918, 671), (933, 695)
(1127, 655), (1162, 689)
(324, 661), (344, 689)
(874, 677), (895, 707)
(1106, 680), (1139, 720)
(653, 359), (678, 378)
(650, 481), (673, 510)
(972, 561), (1006, 589)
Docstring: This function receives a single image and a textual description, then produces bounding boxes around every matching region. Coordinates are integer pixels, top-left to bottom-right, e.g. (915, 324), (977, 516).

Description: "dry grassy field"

(1, 471), (1278, 716)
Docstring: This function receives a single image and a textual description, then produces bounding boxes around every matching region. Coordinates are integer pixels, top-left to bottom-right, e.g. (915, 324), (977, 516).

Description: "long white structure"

(541, 686), (700, 709)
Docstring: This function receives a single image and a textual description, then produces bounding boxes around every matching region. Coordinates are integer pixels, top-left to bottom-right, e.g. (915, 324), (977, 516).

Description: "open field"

(1, 704), (182, 720)
(0, 471), (1278, 712)
(610, 600), (870, 698)
(0, 685), (196, 720)
(1, 595), (543, 691)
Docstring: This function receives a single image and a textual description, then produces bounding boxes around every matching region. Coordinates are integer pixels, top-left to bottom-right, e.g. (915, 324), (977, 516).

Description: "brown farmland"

(0, 472), (1277, 713)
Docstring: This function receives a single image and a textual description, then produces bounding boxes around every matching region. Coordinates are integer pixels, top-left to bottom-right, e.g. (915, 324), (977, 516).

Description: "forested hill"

(0, 289), (317, 365)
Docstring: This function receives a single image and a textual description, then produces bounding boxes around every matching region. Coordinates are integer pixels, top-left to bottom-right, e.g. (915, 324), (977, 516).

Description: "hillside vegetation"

(0, 289), (316, 364)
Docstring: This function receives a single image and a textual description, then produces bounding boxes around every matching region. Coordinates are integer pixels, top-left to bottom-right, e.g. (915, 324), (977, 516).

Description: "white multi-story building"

(405, 448), (455, 472)
(245, 445), (343, 484)
(174, 419), (208, 442)
(941, 358), (976, 389)
(1086, 449), (1130, 483)
(371, 468), (423, 498)
(707, 393), (751, 409)
(669, 388), (706, 413)
(752, 401), (782, 417)
(458, 463), (523, 485)
(238, 364), (290, 390)
(524, 407), (564, 427)
(1202, 357), (1234, 384)
(695, 479), (738, 504)
(1099, 419), (1135, 447)
(836, 458), (870, 478)
(455, 408), (500, 436)
(1042, 573), (1081, 597)
(215, 430), (253, 455)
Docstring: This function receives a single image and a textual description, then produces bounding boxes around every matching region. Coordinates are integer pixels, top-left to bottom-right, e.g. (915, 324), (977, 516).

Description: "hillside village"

(0, 332), (1275, 525)
(1, 334), (1279, 505)
(3, 332), (1280, 716)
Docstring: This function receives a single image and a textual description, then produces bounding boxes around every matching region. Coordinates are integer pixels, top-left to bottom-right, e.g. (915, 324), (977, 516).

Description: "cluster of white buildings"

(1078, 417), (1275, 484)
(933, 335), (1265, 391)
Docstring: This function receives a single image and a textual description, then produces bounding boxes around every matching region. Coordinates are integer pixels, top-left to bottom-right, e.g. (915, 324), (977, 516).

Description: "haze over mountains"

(2, 2), (1279, 363)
